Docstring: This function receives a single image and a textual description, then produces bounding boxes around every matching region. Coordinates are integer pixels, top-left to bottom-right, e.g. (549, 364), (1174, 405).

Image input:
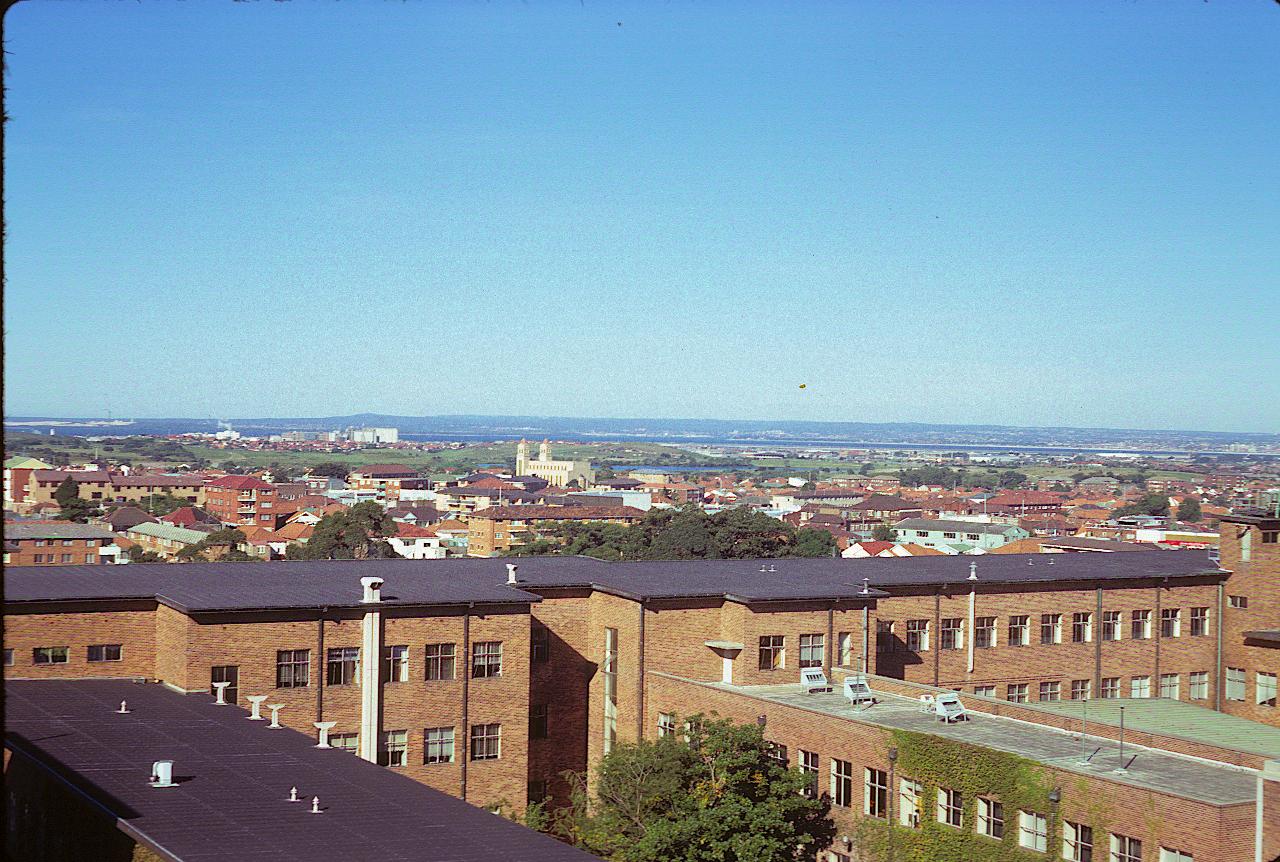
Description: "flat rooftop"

(4, 679), (598, 862)
(689, 678), (1258, 806)
(3, 550), (1222, 611)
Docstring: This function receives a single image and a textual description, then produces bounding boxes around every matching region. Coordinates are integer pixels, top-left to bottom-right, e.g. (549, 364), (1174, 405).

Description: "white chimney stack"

(361, 576), (384, 603)
(506, 564), (519, 585)
(117, 700), (130, 714)
(150, 760), (176, 788)
(289, 786), (300, 803)
(968, 562), (978, 581)
(311, 796), (322, 814)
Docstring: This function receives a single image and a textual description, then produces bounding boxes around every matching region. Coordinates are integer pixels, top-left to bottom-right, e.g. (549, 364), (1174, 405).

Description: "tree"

(141, 492), (194, 516)
(558, 715), (835, 862)
(871, 523), (897, 543)
(307, 462), (351, 479)
(997, 470), (1028, 489)
(792, 528), (836, 558)
(55, 497), (98, 523)
(286, 502), (400, 560)
(129, 549), (165, 563)
(1114, 492), (1171, 518)
(858, 463), (873, 476)
(53, 476), (80, 508)
(175, 528), (253, 562)
(1176, 497), (1202, 522)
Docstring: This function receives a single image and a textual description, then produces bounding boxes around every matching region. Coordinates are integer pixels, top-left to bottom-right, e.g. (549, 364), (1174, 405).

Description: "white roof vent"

(361, 576), (384, 603)
(150, 760), (176, 789)
(506, 563), (519, 585)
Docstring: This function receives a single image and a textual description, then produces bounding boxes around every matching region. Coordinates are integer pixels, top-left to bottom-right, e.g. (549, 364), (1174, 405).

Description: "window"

(1190, 671), (1209, 700)
(1159, 673), (1180, 699)
(1130, 676), (1151, 699)
(531, 625), (549, 663)
(329, 732), (358, 753)
(603, 628), (618, 755)
(658, 712), (676, 738)
(876, 621), (896, 652)
(1101, 677), (1120, 699)
(1071, 679), (1091, 701)
(530, 704), (549, 739)
(33, 647), (69, 665)
(799, 750), (819, 797)
(977, 797), (1004, 839)
(88, 644), (123, 663)
(1072, 612), (1092, 643)
(1226, 667), (1246, 701)
(84, 554), (95, 563)
(1040, 614), (1062, 645)
(327, 647), (359, 686)
(1159, 850), (1193, 862)
(1258, 672), (1277, 707)
(1189, 607), (1209, 637)
(799, 634), (824, 668)
(1111, 834), (1142, 862)
(1160, 608), (1181, 638)
(379, 730), (408, 767)
(383, 646), (409, 682)
(759, 635), (785, 670)
(1039, 681), (1061, 702)
(211, 665), (239, 703)
(837, 631), (853, 666)
(1131, 610), (1151, 640)
(1229, 595), (1248, 609)
(472, 641), (503, 678)
(1241, 530), (1252, 561)
(943, 531), (957, 539)
(766, 741), (788, 766)
(940, 618), (964, 650)
(425, 643), (455, 680)
(1008, 616), (1029, 647)
(864, 768), (889, 818)
(830, 758), (854, 808)
(528, 780), (548, 804)
(61, 554), (73, 563)
(974, 616), (996, 649)
(899, 779), (923, 827)
(3, 649), (12, 666)
(276, 649), (310, 688)
(1019, 811), (1048, 852)
(906, 619), (929, 652)
(936, 788), (962, 827)
(974, 685), (996, 698)
(424, 727), (455, 764)
(470, 723), (501, 760)
(1007, 683), (1028, 703)
(1064, 821), (1094, 862)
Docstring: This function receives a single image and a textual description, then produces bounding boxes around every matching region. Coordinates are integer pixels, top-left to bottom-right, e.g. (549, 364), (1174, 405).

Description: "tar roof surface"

(5, 522), (117, 539)
(4, 679), (599, 862)
(5, 552), (1223, 609)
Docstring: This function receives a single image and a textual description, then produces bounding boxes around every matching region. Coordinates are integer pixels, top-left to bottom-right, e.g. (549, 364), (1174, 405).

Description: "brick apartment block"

(5, 519), (1279, 860)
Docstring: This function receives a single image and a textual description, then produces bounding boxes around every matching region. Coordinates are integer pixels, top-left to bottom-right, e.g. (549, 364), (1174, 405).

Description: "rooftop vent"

(117, 700), (130, 714)
(506, 563), (519, 585)
(968, 562), (978, 582)
(149, 760), (176, 789)
(361, 576), (384, 603)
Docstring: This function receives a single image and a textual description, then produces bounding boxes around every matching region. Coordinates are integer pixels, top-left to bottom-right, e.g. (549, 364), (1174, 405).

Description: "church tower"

(539, 439), (551, 463)
(516, 439), (529, 476)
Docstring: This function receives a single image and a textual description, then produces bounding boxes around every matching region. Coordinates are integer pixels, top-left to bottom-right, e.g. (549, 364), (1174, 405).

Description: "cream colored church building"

(515, 439), (595, 488)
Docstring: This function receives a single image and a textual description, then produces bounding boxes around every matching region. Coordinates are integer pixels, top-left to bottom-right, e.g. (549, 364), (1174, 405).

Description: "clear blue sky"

(5, 1), (1278, 432)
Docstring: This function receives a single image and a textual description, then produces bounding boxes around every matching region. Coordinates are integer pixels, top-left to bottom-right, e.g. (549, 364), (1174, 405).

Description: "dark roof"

(441, 488), (544, 501)
(4, 551), (1224, 609)
(4, 679), (599, 862)
(474, 505), (645, 521)
(847, 494), (919, 511)
(350, 464), (418, 477)
(5, 522), (117, 540)
(1243, 629), (1280, 646)
(206, 475), (275, 491)
(103, 507), (160, 531)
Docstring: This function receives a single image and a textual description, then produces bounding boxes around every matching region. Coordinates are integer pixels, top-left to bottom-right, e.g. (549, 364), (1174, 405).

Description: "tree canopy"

(52, 477), (100, 523)
(556, 715), (835, 862)
(176, 528), (255, 562)
(285, 501), (400, 560)
(1176, 496), (1202, 522)
(1115, 492), (1171, 518)
(871, 523), (897, 543)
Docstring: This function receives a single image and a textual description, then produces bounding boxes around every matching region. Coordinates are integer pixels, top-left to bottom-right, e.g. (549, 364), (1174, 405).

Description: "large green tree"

(52, 477), (100, 522)
(558, 716), (835, 862)
(286, 502), (400, 560)
(176, 528), (254, 562)
(1176, 497), (1202, 522)
(871, 523), (897, 543)
(1115, 492), (1171, 518)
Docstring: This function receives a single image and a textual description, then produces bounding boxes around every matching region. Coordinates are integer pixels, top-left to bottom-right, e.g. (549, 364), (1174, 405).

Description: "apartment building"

(346, 464), (420, 503)
(124, 522), (211, 559)
(3, 522), (118, 566)
(203, 474), (280, 527)
(466, 505), (646, 557)
(20, 470), (205, 509)
(894, 518), (1030, 553)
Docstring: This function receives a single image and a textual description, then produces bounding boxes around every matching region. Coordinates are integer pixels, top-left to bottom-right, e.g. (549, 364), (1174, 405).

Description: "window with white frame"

(1071, 679), (1091, 701)
(977, 797), (1004, 839)
(906, 619), (930, 651)
(837, 631), (853, 666)
(1040, 614), (1062, 645)
(1226, 667), (1246, 701)
(1159, 849), (1193, 862)
(1072, 612), (1092, 643)
(759, 635), (785, 670)
(1189, 671), (1209, 700)
(1039, 681), (1061, 702)
(1131, 610), (1151, 640)
(936, 788), (962, 827)
(1101, 677), (1120, 699)
(326, 647), (359, 686)
(379, 730), (408, 767)
(1102, 611), (1122, 641)
(1007, 683), (1028, 703)
(799, 750), (819, 797)
(974, 616), (996, 649)
(276, 649), (310, 688)
(1160, 608), (1181, 638)
(974, 685), (996, 698)
(766, 741), (788, 766)
(830, 758), (854, 808)
(1063, 821), (1093, 862)
(1159, 673), (1180, 699)
(658, 712), (676, 737)
(425, 643), (455, 680)
(423, 727), (455, 764)
(1019, 810), (1048, 852)
(1008, 615), (1030, 647)
(383, 646), (409, 683)
(1258, 672), (1277, 707)
(470, 723), (501, 760)
(472, 641), (503, 678)
(864, 768), (889, 818)
(1111, 834), (1142, 862)
(1130, 676), (1150, 698)
(940, 618), (964, 650)
(899, 779), (923, 827)
(1189, 607), (1209, 637)
(799, 634), (824, 668)
(603, 628), (619, 755)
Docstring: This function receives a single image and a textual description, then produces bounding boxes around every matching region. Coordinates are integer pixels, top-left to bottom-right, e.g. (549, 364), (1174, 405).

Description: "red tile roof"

(205, 475), (275, 491)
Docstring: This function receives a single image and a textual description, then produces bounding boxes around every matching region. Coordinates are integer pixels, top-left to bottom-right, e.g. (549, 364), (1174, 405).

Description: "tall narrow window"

(1131, 610), (1151, 640)
(383, 646), (409, 682)
(906, 620), (929, 652)
(876, 620), (896, 652)
(936, 788), (962, 827)
(211, 665), (239, 704)
(900, 780), (923, 828)
(530, 704), (549, 739)
(1040, 614), (1062, 645)
(1019, 811), (1048, 852)
(1189, 671), (1209, 700)
(1008, 616), (1029, 647)
(799, 751), (819, 798)
(830, 758), (853, 808)
(977, 797), (1004, 838)
(837, 631), (853, 666)
(531, 625), (550, 663)
(864, 768), (888, 819)
(1160, 609), (1181, 638)
(658, 712), (676, 738)
(1102, 611), (1122, 641)
(940, 618), (964, 650)
(798, 634), (824, 668)
(1258, 672), (1277, 707)
(1226, 667), (1246, 701)
(603, 628), (618, 755)
(1111, 834), (1142, 862)
(1072, 612), (1092, 643)
(327, 648), (359, 686)
(1189, 607), (1209, 637)
(1063, 821), (1093, 861)
(974, 617), (996, 649)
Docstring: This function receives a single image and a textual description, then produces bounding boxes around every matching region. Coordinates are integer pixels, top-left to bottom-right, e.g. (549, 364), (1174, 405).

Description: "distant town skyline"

(4, 3), (1278, 432)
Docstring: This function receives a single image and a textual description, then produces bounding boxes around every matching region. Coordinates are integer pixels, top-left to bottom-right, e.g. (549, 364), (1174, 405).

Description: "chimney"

(506, 563), (519, 585)
(149, 760), (176, 789)
(968, 562), (978, 582)
(361, 576), (384, 603)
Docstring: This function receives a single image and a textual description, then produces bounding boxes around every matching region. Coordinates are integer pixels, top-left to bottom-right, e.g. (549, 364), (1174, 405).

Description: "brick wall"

(5, 538), (108, 566)
(4, 603), (156, 679)
(1218, 518), (1280, 727)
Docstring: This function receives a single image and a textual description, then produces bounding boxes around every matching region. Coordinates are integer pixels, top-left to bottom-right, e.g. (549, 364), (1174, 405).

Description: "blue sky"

(5, 1), (1278, 432)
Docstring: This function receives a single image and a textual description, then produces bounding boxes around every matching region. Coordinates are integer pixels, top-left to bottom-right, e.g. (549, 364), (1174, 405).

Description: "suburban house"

(892, 517), (1030, 554)
(388, 522), (446, 559)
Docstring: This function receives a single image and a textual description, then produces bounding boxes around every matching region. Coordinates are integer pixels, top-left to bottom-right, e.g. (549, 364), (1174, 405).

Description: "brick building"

(466, 505), (646, 557)
(346, 464), (421, 504)
(203, 474), (280, 527)
(3, 522), (118, 566)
